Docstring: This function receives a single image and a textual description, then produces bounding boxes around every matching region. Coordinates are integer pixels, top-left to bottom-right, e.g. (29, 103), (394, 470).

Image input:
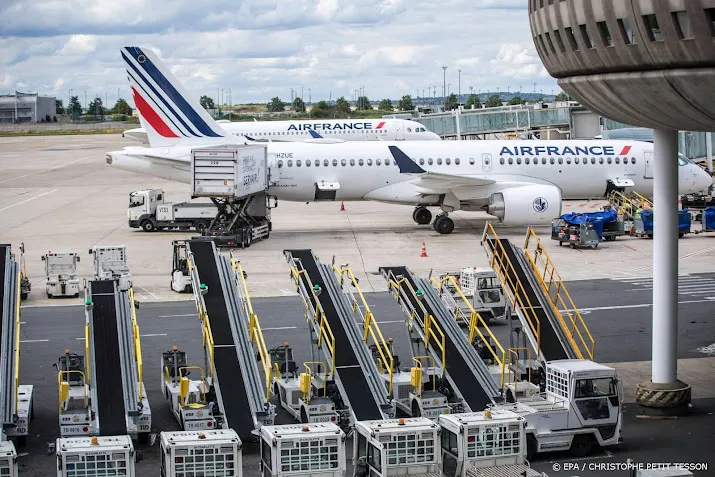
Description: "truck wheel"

(569, 434), (593, 457)
(141, 220), (156, 232)
(526, 434), (537, 460)
(21, 293), (28, 300)
(194, 221), (209, 233)
(138, 432), (149, 445)
(300, 408), (308, 423)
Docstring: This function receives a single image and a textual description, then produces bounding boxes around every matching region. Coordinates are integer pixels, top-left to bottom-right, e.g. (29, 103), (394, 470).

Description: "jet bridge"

(380, 266), (502, 413)
(284, 249), (393, 427)
(85, 280), (151, 441)
(0, 244), (34, 448)
(186, 239), (275, 441)
(481, 223), (594, 366)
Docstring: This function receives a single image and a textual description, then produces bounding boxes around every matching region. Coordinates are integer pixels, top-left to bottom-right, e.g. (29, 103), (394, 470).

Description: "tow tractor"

(0, 442), (17, 477)
(161, 346), (218, 431)
(88, 245), (132, 291)
(496, 359), (623, 459)
(53, 435), (140, 477)
(437, 267), (511, 322)
(160, 430), (242, 477)
(55, 350), (91, 436)
(438, 410), (546, 477)
(42, 252), (81, 298)
(259, 423), (346, 477)
(170, 241), (192, 293)
(269, 343), (341, 425)
(19, 243), (30, 300)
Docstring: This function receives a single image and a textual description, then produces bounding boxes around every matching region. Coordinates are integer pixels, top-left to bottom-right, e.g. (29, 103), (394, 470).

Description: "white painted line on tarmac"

(158, 313), (196, 318)
(136, 286), (159, 300)
(22, 302), (82, 308)
(632, 247), (715, 271)
(0, 155), (92, 184)
(561, 297), (715, 313)
(20, 339), (49, 343)
(549, 449), (613, 463)
(376, 320), (404, 324)
(263, 326), (297, 331)
(141, 333), (167, 337)
(697, 343), (715, 355)
(0, 189), (58, 212)
(279, 289), (296, 295)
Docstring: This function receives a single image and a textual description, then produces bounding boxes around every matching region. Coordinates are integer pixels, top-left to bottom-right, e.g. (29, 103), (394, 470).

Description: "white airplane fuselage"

(107, 139), (710, 207)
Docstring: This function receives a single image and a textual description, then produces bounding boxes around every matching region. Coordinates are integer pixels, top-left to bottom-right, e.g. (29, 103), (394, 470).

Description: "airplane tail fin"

(121, 47), (227, 148)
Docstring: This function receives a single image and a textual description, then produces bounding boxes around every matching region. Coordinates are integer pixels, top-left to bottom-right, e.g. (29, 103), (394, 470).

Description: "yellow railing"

(302, 362), (328, 404)
(14, 265), (21, 414)
(58, 370), (87, 414)
(288, 264), (336, 375)
(431, 276), (506, 388)
(607, 190), (637, 220)
(231, 255), (272, 401)
(629, 191), (653, 209)
(505, 348), (532, 388)
(334, 266), (395, 397)
(385, 271), (446, 374)
(481, 223), (542, 356)
(127, 288), (145, 400)
(181, 366), (208, 405)
(523, 227), (595, 360)
(84, 323), (90, 384)
(411, 356), (437, 398)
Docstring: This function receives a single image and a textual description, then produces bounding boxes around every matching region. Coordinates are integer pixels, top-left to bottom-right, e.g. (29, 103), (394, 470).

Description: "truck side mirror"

(41, 256), (45, 261)
(76, 256), (81, 262)
(88, 249), (93, 254)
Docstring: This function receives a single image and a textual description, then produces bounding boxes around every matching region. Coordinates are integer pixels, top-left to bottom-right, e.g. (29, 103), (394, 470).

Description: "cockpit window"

(678, 153), (693, 166)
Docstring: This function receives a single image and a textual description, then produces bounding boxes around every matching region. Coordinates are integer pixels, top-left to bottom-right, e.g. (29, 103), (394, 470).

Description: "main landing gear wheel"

(433, 215), (455, 234)
(413, 207), (432, 225)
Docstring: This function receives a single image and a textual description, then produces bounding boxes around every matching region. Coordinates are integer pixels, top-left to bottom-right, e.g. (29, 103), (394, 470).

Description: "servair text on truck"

(127, 189), (217, 233)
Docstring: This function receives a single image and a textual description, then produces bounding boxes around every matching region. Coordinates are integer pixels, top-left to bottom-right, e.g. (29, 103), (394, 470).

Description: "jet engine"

(484, 184), (562, 226)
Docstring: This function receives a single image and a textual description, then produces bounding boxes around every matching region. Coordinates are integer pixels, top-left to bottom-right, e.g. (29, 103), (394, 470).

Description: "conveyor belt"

(287, 249), (384, 421)
(484, 239), (572, 361)
(189, 240), (255, 438)
(380, 266), (498, 411)
(90, 280), (127, 436)
(0, 245), (11, 429)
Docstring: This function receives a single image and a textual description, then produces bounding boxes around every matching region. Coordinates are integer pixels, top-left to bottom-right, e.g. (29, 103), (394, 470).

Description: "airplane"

(107, 46), (713, 235)
(121, 113), (441, 144)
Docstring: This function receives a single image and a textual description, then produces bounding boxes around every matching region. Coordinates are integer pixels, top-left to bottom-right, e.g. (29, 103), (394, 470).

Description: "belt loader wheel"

(526, 434), (537, 460)
(569, 434), (593, 457)
(141, 220), (156, 232)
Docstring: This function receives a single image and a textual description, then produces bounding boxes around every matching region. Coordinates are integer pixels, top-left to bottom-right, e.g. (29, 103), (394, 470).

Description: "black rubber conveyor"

(189, 240), (255, 436)
(90, 280), (127, 436)
(287, 249), (383, 420)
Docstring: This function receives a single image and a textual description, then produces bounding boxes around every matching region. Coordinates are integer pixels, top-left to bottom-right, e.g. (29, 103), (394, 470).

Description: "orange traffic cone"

(340, 201), (345, 211)
(420, 241), (428, 257)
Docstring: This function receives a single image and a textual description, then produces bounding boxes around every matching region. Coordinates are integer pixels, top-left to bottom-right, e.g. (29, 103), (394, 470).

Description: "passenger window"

(296, 160), (302, 166)
(385, 158), (391, 165)
(446, 158), (451, 165)
(550, 158), (555, 164)
(607, 157), (612, 164)
(615, 157), (620, 164)
(558, 158), (563, 164)
(376, 158), (382, 166)
(575, 157), (580, 164)
(306, 160), (311, 167)
(341, 159), (347, 166)
(500, 158), (505, 165)
(631, 157), (636, 164)
(437, 158), (442, 165)
(591, 157), (596, 164)
(516, 158), (522, 164)
(350, 159), (355, 166)
(470, 158), (475, 165)
(287, 160), (293, 167)
(315, 160), (320, 167)
(508, 158), (513, 165)
(455, 158), (460, 165)
(278, 160), (284, 168)
(566, 157), (571, 164)
(542, 158), (547, 164)
(359, 159), (364, 166)
(324, 159), (329, 166)
(428, 158), (434, 165)
(599, 158), (604, 164)
(367, 159), (373, 166)
(419, 158), (425, 165)
(525, 158), (530, 164)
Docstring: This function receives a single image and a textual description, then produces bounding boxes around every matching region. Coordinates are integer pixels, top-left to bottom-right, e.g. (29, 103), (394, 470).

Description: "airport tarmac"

(3, 134), (715, 306)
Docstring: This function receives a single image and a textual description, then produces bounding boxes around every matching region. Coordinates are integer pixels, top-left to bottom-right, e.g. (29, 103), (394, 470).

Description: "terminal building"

(0, 91), (57, 123)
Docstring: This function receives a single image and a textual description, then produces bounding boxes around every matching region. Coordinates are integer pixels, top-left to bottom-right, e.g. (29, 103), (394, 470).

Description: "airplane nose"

(698, 169), (713, 192)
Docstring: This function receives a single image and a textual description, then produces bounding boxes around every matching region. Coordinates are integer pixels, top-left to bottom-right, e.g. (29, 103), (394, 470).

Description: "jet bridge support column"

(636, 128), (691, 413)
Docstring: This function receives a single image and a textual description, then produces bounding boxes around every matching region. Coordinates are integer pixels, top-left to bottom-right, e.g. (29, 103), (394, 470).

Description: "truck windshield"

(478, 277), (500, 290)
(129, 193), (144, 207)
(574, 377), (617, 421)
(574, 378), (616, 398)
(479, 290), (502, 304)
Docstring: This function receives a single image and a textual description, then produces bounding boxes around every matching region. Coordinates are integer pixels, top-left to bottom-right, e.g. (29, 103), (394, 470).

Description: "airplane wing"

(389, 146), (495, 187)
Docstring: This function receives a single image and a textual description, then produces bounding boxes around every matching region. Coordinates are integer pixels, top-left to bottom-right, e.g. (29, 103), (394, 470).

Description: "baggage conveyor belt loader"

(1, 244), (34, 451)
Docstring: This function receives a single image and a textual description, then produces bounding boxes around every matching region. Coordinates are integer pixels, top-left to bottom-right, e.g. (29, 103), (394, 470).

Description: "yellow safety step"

(523, 227), (595, 360)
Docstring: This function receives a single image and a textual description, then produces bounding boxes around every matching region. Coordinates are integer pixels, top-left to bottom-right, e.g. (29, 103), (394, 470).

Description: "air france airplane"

(107, 47), (712, 234)
(122, 113), (440, 144)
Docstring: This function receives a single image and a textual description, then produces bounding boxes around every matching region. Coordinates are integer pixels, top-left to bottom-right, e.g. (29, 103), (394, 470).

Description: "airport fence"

(0, 121), (135, 134)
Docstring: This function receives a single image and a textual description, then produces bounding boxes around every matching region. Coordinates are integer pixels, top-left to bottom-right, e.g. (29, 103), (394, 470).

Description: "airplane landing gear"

(433, 214), (454, 235)
(413, 207), (432, 225)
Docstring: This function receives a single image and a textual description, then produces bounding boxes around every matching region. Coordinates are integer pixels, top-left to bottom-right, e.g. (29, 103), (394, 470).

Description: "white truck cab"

(438, 410), (545, 477)
(259, 423), (346, 477)
(0, 441), (18, 477)
(160, 430), (242, 477)
(498, 359), (623, 459)
(55, 435), (138, 477)
(455, 267), (509, 321)
(42, 252), (81, 298)
(88, 245), (132, 291)
(353, 417), (441, 477)
(128, 188), (216, 233)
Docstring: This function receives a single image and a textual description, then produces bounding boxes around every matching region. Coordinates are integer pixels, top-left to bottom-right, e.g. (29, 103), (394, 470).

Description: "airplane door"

(482, 153), (492, 172)
(267, 153), (283, 183)
(644, 152), (654, 179)
(394, 123), (405, 140)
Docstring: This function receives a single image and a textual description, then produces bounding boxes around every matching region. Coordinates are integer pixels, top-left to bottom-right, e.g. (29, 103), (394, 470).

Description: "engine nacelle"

(485, 184), (562, 225)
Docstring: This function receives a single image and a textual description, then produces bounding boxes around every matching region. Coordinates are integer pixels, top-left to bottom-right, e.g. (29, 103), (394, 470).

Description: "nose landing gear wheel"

(413, 207), (432, 225)
(433, 215), (455, 234)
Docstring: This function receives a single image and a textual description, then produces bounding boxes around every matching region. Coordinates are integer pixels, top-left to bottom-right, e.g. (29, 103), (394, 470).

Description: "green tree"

(112, 98), (132, 115)
(200, 95), (215, 109)
(378, 99), (393, 111)
(396, 95), (414, 111)
(68, 95), (81, 118)
(485, 93), (503, 108)
(267, 96), (286, 112)
(292, 97), (305, 112)
(507, 95), (525, 105)
(356, 96), (371, 111)
(87, 97), (104, 116)
(310, 100), (331, 118)
(444, 93), (458, 111)
(555, 91), (569, 101)
(465, 94), (481, 109)
(334, 96), (351, 114)
(55, 99), (64, 114)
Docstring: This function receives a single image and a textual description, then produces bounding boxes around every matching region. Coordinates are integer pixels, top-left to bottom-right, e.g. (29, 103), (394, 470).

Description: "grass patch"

(0, 129), (127, 137)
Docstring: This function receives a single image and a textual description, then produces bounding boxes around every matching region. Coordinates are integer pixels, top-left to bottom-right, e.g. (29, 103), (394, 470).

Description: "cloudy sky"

(0, 0), (558, 108)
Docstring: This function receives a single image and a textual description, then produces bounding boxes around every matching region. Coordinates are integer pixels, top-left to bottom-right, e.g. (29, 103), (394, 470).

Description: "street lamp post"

(442, 66), (447, 101)
(458, 69), (461, 103)
(228, 89), (231, 121)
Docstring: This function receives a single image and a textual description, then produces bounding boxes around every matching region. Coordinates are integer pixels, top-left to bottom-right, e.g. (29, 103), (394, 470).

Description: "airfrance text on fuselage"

(287, 122), (385, 131)
(500, 145), (632, 156)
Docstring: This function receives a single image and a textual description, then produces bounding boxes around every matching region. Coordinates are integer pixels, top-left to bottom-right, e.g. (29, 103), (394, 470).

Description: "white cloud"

(0, 0), (558, 103)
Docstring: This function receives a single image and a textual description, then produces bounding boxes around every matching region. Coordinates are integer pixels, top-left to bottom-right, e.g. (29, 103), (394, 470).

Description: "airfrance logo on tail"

(287, 121), (385, 131)
(500, 145), (632, 156)
(121, 47), (224, 139)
